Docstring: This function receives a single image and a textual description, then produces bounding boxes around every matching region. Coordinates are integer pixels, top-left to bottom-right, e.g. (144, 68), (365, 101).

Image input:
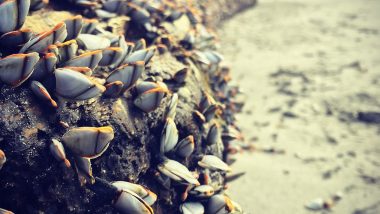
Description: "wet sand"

(219, 0), (380, 213)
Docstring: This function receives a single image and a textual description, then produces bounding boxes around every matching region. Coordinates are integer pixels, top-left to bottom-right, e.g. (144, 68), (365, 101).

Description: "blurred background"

(219, 0), (380, 213)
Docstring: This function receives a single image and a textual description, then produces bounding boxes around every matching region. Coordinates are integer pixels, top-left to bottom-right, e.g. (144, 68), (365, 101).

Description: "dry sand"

(219, 0), (380, 213)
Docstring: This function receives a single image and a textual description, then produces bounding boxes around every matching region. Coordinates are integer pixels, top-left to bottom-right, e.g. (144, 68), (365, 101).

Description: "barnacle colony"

(0, 0), (247, 213)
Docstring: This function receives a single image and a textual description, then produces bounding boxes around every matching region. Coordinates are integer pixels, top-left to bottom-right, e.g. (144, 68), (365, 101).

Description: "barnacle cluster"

(0, 0), (246, 213)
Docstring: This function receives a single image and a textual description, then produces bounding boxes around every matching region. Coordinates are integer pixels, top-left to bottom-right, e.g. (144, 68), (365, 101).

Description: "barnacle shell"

(203, 104), (218, 122)
(133, 38), (146, 51)
(74, 156), (94, 186)
(189, 185), (215, 199)
(174, 135), (194, 158)
(305, 198), (325, 211)
(64, 15), (83, 41)
(30, 81), (58, 108)
(53, 40), (78, 63)
(158, 158), (200, 186)
(102, 0), (128, 14)
(49, 139), (71, 167)
(77, 34), (111, 51)
(64, 66), (93, 76)
(110, 35), (134, 69)
(112, 181), (157, 206)
(104, 81), (123, 97)
(173, 68), (189, 84)
(0, 52), (39, 86)
(193, 110), (206, 124)
(20, 22), (67, 53)
(99, 47), (123, 66)
(198, 155), (231, 172)
(0, 0), (30, 34)
(160, 118), (178, 154)
(134, 82), (168, 112)
(124, 47), (156, 64)
(82, 18), (98, 34)
(0, 29), (33, 48)
(207, 194), (234, 214)
(180, 202), (204, 214)
(166, 93), (178, 119)
(62, 126), (114, 159)
(29, 53), (57, 81)
(106, 61), (145, 91)
(129, 4), (151, 25)
(0, 149), (6, 170)
(0, 207), (14, 214)
(113, 189), (154, 214)
(207, 123), (221, 146)
(55, 68), (105, 100)
(199, 92), (215, 112)
(63, 50), (103, 70)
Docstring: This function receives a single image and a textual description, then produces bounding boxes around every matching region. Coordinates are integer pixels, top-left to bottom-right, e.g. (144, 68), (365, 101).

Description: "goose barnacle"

(102, 0), (129, 14)
(74, 156), (95, 186)
(111, 37), (135, 69)
(112, 181), (157, 206)
(53, 40), (78, 63)
(55, 68), (105, 100)
(77, 34), (111, 51)
(165, 93), (178, 119)
(135, 81), (161, 94)
(106, 61), (145, 92)
(207, 194), (235, 214)
(160, 118), (178, 154)
(113, 189), (154, 214)
(199, 92), (216, 112)
(207, 123), (221, 146)
(133, 38), (146, 52)
(104, 81), (124, 97)
(29, 0), (45, 11)
(63, 50), (103, 70)
(63, 66), (93, 76)
(203, 104), (219, 122)
(173, 68), (189, 84)
(198, 155), (231, 172)
(0, 29), (33, 48)
(81, 18), (98, 34)
(134, 81), (168, 112)
(95, 9), (117, 19)
(0, 0), (30, 34)
(99, 47), (123, 66)
(62, 126), (114, 159)
(0, 149), (6, 170)
(0, 207), (14, 214)
(179, 202), (204, 214)
(64, 15), (83, 41)
(174, 135), (195, 158)
(0, 52), (39, 86)
(157, 158), (200, 186)
(19, 22), (67, 53)
(193, 110), (206, 124)
(188, 185), (215, 199)
(124, 47), (156, 64)
(129, 4), (151, 25)
(49, 139), (71, 168)
(30, 81), (58, 108)
(153, 171), (171, 190)
(29, 53), (57, 81)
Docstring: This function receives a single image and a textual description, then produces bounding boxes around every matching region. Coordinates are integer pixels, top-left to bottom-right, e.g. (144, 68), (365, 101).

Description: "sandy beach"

(219, 0), (380, 213)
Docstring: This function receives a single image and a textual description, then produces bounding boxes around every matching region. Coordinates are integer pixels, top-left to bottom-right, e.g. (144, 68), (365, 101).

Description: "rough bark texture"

(0, 1), (255, 213)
